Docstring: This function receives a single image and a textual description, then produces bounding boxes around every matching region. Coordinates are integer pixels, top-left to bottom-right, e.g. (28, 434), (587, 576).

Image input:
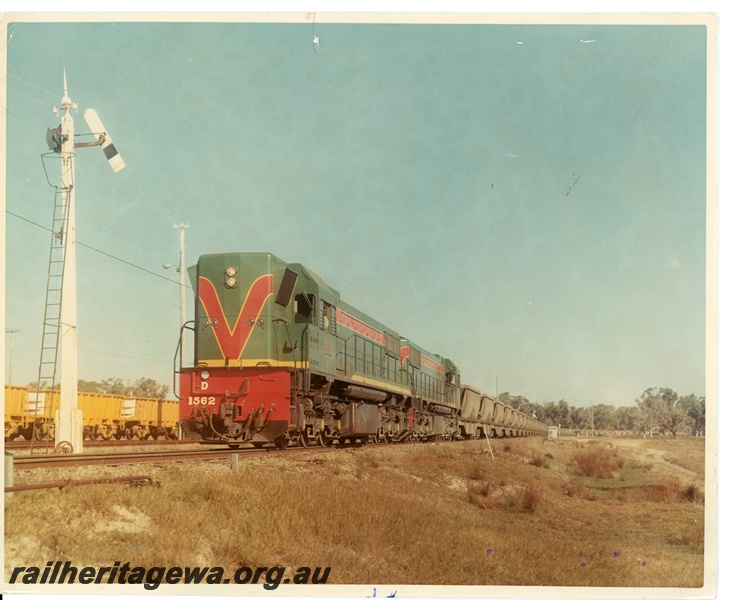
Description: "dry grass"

(5, 436), (707, 589)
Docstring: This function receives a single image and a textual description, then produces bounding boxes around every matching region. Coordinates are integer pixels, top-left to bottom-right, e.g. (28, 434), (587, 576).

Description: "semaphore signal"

(34, 69), (126, 455)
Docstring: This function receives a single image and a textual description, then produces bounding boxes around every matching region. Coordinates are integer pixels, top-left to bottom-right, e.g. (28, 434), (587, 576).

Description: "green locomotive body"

(178, 252), (463, 446)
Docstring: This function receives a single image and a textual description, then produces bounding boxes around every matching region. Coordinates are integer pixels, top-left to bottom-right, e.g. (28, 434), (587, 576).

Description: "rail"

(10, 444), (354, 470)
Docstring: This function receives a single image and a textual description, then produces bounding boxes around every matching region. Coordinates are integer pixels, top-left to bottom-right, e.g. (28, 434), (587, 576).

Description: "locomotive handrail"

(173, 320), (197, 401)
(271, 318), (298, 371)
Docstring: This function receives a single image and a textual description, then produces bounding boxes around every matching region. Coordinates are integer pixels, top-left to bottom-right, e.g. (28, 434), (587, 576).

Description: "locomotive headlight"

(224, 266), (238, 288)
(200, 371), (210, 380)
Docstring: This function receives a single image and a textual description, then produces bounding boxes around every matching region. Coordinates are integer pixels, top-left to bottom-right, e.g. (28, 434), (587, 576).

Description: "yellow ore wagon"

(4, 386), (179, 441)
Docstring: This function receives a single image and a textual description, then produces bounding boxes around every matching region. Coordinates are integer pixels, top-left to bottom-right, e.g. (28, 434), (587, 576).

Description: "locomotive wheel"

(316, 432), (326, 447)
(275, 435), (289, 450)
(251, 442), (265, 449)
(297, 433), (308, 448)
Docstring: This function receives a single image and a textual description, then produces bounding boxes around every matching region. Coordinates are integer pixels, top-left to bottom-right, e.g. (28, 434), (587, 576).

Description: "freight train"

(3, 386), (179, 442)
(177, 252), (547, 447)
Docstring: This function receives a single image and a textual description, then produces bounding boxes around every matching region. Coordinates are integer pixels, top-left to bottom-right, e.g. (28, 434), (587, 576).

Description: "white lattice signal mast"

(52, 70), (125, 453)
(55, 70), (80, 453)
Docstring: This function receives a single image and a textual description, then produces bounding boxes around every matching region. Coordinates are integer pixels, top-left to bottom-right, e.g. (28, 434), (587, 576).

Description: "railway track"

(9, 443), (356, 471)
(5, 439), (189, 452)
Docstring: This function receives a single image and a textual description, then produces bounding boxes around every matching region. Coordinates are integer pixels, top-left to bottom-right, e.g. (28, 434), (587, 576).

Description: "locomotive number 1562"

(188, 396), (216, 406)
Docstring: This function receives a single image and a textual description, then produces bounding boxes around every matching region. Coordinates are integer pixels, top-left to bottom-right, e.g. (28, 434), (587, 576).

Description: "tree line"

(25, 378), (704, 436)
(28, 377), (170, 400)
(500, 387), (705, 437)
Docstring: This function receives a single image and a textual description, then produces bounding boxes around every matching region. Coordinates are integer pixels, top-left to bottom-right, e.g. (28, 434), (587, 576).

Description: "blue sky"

(3, 15), (712, 408)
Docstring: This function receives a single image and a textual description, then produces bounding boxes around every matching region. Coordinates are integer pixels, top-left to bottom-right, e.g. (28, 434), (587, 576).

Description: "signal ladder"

(29, 185), (71, 453)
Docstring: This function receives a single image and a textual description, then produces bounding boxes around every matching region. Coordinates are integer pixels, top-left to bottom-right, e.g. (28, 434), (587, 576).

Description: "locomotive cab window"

(294, 293), (316, 324)
(320, 301), (336, 334)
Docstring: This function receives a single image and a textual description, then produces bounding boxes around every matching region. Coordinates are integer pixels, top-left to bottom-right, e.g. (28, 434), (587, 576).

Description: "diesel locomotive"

(176, 252), (547, 447)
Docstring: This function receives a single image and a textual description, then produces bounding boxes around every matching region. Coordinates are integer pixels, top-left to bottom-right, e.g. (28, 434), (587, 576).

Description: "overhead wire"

(7, 85), (49, 106)
(35, 156), (175, 258)
(6, 71), (57, 113)
(8, 72), (60, 99)
(5, 188), (174, 272)
(10, 170), (173, 260)
(6, 209), (193, 290)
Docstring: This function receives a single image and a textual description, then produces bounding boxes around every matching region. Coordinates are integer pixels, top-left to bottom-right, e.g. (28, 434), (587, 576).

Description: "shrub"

(529, 453), (549, 468)
(501, 483), (543, 513)
(467, 460), (487, 481)
(647, 479), (705, 504)
(668, 525), (704, 548)
(518, 483), (542, 513)
(467, 481), (495, 509)
(646, 481), (680, 502)
(680, 482), (705, 504)
(572, 447), (625, 478)
(565, 482), (588, 499)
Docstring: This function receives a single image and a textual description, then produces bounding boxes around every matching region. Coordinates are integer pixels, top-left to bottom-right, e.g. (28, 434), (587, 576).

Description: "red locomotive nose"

(179, 367), (290, 445)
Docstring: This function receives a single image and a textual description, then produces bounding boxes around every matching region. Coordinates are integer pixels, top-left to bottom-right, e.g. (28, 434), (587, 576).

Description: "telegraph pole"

(590, 399), (595, 436)
(165, 223), (189, 360)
